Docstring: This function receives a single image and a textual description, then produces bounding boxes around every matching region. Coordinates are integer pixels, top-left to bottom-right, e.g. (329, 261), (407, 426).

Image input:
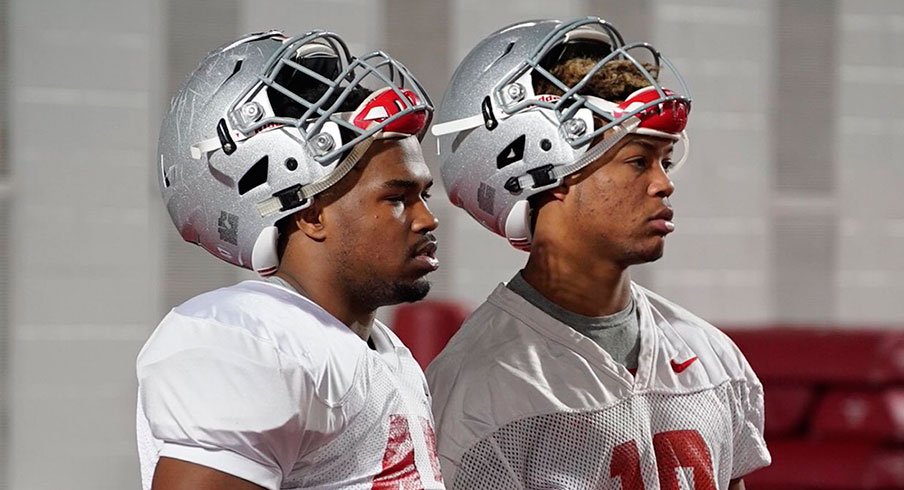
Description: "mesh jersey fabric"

(137, 280), (445, 489)
(425, 283), (770, 489)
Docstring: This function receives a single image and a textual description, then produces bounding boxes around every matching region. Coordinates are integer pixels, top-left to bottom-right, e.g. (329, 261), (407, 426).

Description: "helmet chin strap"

(504, 115), (641, 197)
(503, 116), (642, 252)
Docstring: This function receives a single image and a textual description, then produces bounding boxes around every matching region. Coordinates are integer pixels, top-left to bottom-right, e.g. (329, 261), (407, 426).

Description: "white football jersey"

(137, 280), (444, 490)
(426, 283), (770, 489)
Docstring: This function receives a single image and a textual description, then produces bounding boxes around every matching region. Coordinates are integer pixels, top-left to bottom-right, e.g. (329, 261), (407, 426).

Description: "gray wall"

(836, 0), (904, 322)
(0, 0), (9, 483)
(7, 0), (163, 486)
(1, 0), (902, 488)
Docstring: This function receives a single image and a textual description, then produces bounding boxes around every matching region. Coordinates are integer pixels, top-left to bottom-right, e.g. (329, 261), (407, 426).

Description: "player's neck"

(274, 269), (376, 341)
(522, 242), (632, 317)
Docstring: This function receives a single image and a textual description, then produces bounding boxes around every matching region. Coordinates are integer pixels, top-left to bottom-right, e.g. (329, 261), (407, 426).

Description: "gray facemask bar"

(225, 30), (433, 164)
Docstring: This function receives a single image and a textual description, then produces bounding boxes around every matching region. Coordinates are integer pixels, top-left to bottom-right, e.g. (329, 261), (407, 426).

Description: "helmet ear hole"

(237, 156), (269, 195)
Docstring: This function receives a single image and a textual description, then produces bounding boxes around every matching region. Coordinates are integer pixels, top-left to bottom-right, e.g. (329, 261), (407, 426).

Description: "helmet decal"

(496, 135), (526, 170)
(350, 88), (428, 136)
(613, 86), (689, 137)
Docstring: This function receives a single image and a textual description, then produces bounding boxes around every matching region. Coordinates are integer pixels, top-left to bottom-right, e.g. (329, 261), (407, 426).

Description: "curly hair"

(534, 58), (658, 102)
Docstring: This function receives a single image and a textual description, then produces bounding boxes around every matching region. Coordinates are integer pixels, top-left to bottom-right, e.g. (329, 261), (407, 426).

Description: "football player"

(137, 30), (444, 489)
(427, 17), (771, 489)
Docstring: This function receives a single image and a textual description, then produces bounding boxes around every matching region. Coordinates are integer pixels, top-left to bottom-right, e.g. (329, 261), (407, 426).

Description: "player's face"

(564, 134), (676, 266)
(327, 137), (438, 308)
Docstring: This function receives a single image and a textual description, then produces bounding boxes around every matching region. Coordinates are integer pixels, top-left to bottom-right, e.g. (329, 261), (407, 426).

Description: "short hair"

(534, 58), (659, 103)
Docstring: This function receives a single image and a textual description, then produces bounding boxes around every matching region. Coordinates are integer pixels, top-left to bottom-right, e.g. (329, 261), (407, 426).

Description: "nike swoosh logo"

(670, 356), (698, 373)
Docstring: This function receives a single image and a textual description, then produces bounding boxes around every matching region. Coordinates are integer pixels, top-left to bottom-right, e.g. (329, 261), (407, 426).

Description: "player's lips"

(411, 241), (439, 271)
(648, 208), (675, 234)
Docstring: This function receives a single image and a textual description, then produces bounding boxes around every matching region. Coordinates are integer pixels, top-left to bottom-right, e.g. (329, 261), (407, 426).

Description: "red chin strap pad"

(351, 87), (428, 136)
(615, 86), (690, 136)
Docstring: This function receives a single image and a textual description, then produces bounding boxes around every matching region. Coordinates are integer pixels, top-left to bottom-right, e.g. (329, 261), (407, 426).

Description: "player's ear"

(294, 201), (328, 241)
(550, 183), (570, 201)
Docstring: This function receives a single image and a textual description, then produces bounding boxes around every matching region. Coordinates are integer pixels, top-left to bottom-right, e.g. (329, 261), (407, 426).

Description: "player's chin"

(625, 239), (666, 265)
(643, 241), (666, 262)
(392, 277), (432, 303)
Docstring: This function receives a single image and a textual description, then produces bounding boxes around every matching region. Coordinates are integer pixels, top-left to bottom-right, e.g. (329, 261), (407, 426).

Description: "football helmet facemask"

(158, 30), (433, 274)
(433, 17), (690, 250)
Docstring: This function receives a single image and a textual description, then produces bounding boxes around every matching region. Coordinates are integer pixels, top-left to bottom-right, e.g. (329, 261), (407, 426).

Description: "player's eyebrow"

(383, 179), (434, 190)
(625, 138), (674, 154)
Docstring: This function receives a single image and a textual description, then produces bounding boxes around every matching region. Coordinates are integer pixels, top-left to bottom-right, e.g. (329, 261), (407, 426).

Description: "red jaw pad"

(615, 86), (689, 135)
(351, 87), (428, 136)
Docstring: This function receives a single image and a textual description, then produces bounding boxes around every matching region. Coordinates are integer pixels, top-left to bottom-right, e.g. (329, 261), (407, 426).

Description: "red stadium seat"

(725, 328), (904, 489)
(763, 383), (816, 437)
(391, 300), (470, 370)
(728, 328), (904, 384)
(744, 440), (904, 489)
(811, 388), (904, 443)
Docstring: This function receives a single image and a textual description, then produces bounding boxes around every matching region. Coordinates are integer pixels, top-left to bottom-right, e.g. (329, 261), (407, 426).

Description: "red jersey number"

(610, 429), (716, 489)
(372, 415), (443, 489)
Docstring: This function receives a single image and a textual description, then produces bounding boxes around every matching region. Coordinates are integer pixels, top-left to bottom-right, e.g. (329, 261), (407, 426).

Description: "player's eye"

(627, 157), (647, 171)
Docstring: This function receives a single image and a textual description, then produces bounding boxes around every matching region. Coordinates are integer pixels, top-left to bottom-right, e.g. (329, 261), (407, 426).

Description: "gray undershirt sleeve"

(506, 271), (641, 370)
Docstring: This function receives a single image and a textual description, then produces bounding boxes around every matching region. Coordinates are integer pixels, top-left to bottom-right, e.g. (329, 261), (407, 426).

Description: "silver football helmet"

(433, 17), (691, 250)
(159, 30), (432, 274)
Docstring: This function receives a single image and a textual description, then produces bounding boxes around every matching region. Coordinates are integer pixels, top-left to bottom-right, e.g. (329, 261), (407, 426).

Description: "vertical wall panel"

(8, 0), (163, 487)
(0, 0), (9, 483)
(771, 0), (838, 322)
(774, 1), (837, 194)
(160, 0), (243, 313)
(0, 203), (7, 490)
(836, 0), (904, 325)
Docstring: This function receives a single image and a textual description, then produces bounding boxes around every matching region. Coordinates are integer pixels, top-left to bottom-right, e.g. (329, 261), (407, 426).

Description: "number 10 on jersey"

(610, 430), (716, 489)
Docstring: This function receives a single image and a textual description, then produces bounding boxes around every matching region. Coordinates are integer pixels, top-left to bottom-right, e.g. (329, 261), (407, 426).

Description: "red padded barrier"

(728, 329), (904, 384)
(763, 383), (815, 436)
(812, 388), (904, 443)
(744, 440), (904, 489)
(391, 300), (470, 370)
(749, 486), (812, 490)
